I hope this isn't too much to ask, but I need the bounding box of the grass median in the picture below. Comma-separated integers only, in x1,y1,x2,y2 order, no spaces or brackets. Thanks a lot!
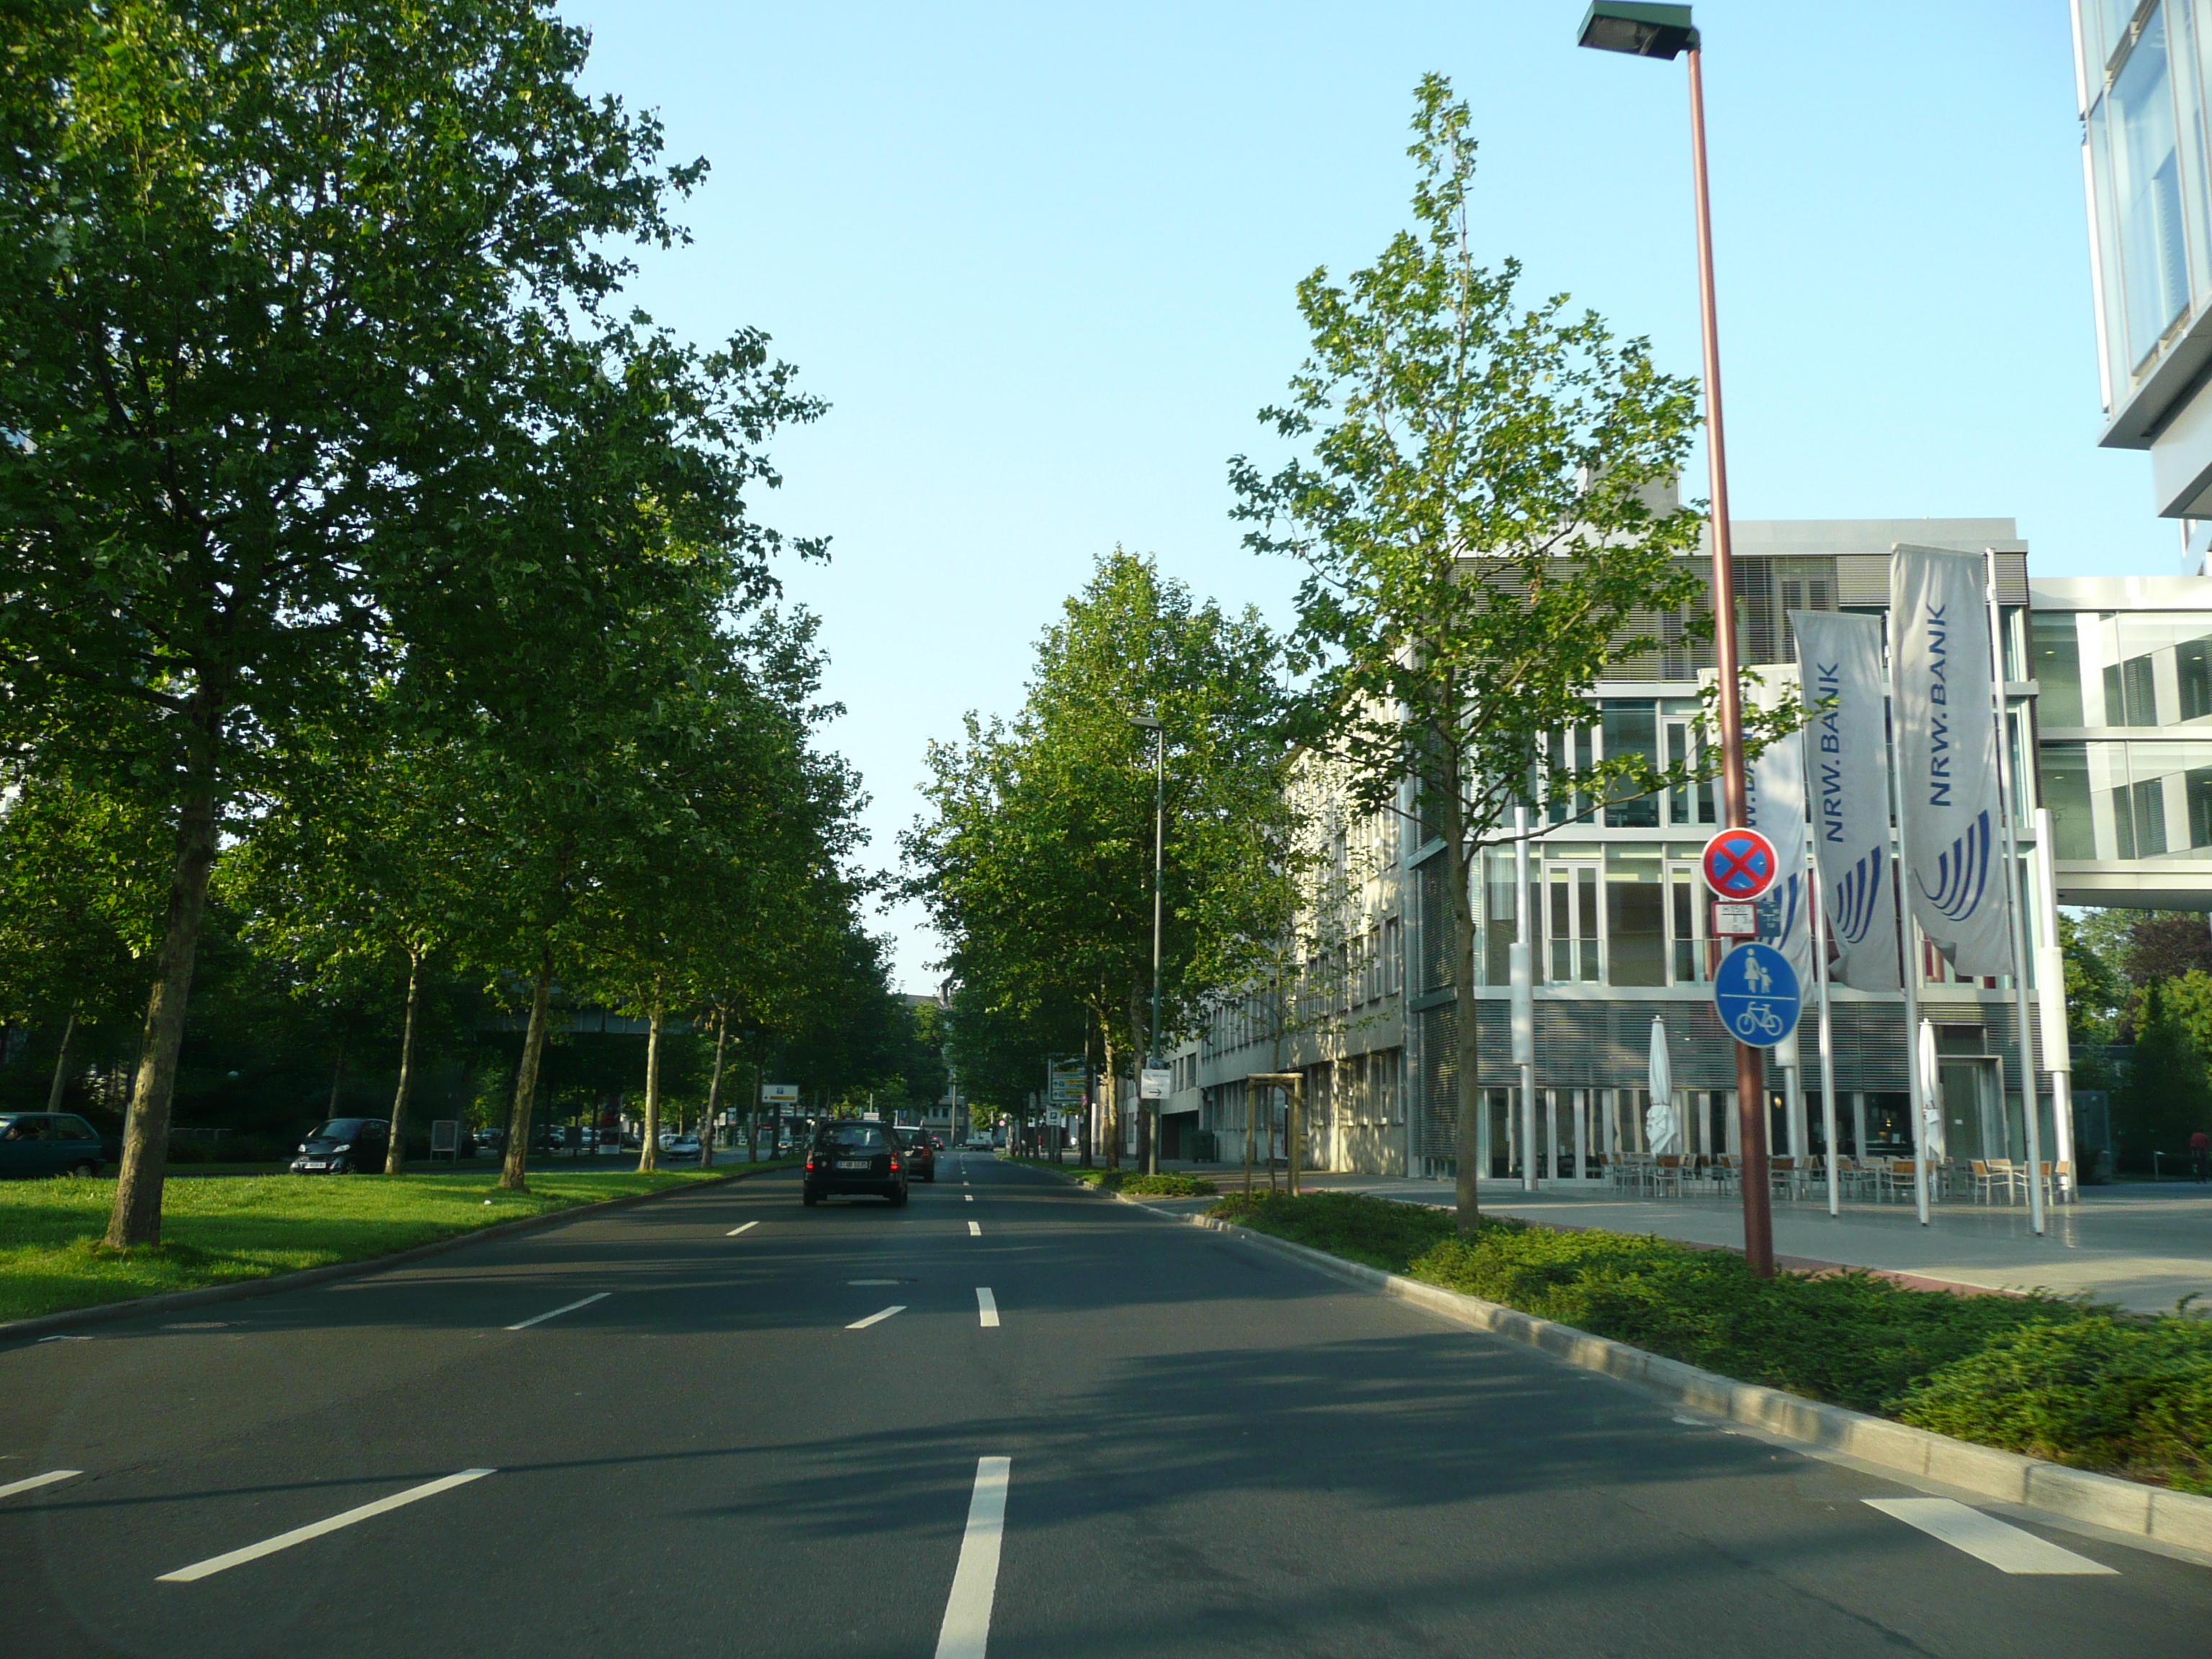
0,1161,796,1325
1210,1189,2212,1496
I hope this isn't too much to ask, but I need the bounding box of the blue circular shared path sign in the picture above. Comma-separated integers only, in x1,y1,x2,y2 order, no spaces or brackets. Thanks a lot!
1712,941,1802,1048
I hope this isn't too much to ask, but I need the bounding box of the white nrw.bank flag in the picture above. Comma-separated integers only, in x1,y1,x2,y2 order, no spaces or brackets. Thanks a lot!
1742,666,1813,988
1890,547,2012,978
1790,610,1901,992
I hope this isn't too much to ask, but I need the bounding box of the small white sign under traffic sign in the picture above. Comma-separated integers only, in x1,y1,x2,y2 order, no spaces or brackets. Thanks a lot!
760,1083,799,1103
1139,1067,1172,1100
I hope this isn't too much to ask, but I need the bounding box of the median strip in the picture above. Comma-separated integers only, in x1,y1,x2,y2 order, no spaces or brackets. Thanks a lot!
504,1292,608,1331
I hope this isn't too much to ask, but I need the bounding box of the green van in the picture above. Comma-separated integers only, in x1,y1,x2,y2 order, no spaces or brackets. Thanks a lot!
0,1112,106,1178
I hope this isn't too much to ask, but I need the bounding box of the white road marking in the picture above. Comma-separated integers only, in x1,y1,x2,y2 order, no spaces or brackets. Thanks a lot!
1863,1498,2117,1575
0,1470,80,1501
850,1279,900,1285
158,1469,496,1582
848,1305,906,1329
964,1194,974,1202
727,1222,759,1236
504,1292,609,1331
36,1334,92,1343
968,1220,981,1237
976,1288,999,1328
935,1457,1011,1659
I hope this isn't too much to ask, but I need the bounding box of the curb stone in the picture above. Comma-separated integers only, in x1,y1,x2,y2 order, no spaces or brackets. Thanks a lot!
0,1162,796,1346
1092,1187,2212,1561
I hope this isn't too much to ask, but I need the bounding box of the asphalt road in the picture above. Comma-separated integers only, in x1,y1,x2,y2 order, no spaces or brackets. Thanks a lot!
4,1151,2210,1658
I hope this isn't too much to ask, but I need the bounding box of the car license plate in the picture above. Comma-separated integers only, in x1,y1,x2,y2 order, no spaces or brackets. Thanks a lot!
835,1159,868,1170
303,1161,328,1169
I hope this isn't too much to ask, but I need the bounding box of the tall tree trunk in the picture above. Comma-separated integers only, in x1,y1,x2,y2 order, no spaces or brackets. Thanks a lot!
749,1058,763,1162
1441,745,1483,1233
701,1009,727,1169
327,1040,346,1118
637,990,664,1172
104,768,221,1249
1131,982,1156,1176
1100,1025,1122,1171
500,943,555,1192
385,949,426,1175
45,1008,77,1112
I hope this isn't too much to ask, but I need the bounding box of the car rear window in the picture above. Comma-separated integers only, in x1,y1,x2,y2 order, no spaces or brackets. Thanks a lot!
817,1125,887,1152
54,1117,98,1141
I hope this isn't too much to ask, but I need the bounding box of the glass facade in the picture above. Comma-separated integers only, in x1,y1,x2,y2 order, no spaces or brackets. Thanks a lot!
2027,609,2212,727
2041,737,2212,859
2081,3,2212,408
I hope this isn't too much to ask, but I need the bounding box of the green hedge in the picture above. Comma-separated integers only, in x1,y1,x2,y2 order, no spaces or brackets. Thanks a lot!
1006,1159,1216,1197
1210,1190,2212,1494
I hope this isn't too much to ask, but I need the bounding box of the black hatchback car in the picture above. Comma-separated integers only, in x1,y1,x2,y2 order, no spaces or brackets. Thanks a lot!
802,1121,908,1207
290,1118,390,1174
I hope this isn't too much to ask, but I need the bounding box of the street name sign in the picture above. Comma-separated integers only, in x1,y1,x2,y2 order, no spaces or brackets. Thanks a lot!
1701,827,1779,902
1712,940,1802,1048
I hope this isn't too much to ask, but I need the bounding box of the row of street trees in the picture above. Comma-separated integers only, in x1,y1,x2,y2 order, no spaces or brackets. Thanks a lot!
0,0,907,1245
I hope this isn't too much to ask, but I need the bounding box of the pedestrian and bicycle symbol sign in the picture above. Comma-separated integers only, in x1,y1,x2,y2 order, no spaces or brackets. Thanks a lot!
1713,940,1802,1048
1701,827,1779,902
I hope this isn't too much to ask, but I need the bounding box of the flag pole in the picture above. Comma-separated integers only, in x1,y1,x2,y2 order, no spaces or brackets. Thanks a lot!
1985,549,2046,1236
1885,637,1934,1228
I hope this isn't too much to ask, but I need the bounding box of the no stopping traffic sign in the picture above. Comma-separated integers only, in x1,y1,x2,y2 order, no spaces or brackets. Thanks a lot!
1701,827,1779,902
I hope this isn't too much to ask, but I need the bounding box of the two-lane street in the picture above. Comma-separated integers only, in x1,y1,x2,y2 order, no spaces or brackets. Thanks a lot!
4,1154,2209,1658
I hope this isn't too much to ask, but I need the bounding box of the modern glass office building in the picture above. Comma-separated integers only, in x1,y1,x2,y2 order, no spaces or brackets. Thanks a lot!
2072,2,2212,531
1168,518,2186,1184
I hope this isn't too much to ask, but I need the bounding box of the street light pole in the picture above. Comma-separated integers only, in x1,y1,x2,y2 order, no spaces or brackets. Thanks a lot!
1578,1,1773,1274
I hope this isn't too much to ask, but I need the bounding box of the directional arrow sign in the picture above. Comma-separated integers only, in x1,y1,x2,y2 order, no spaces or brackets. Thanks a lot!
1701,827,1780,903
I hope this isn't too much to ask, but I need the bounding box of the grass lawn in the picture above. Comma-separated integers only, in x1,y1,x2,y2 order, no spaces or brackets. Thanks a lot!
0,1161,793,1324
1210,1189,2212,1495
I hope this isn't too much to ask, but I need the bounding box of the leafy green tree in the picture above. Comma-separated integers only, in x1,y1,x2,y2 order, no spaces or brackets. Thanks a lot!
908,551,1298,1174
2123,979,2212,1169
1228,76,1784,1230
0,0,817,1243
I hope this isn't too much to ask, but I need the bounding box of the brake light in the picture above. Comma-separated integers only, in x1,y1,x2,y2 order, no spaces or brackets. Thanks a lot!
890,1159,901,1172
805,1159,817,1172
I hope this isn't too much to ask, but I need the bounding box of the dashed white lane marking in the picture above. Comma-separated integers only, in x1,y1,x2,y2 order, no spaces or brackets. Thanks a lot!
968,1220,981,1237
0,1470,80,1501
505,1292,609,1331
1863,1498,2117,1575
158,1469,496,1582
727,1221,759,1236
935,1457,1011,1659
964,1194,974,1202
976,1288,999,1328
848,1305,906,1330
850,1279,900,1285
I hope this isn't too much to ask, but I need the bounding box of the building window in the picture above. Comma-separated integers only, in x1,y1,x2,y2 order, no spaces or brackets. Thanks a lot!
1601,701,1660,828
2106,5,2193,367
2031,611,2085,726
1606,847,1666,987
2043,737,2212,859
1544,853,1601,984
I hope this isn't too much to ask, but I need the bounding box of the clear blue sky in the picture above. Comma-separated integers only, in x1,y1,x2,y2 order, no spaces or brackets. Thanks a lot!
561,1,2141,992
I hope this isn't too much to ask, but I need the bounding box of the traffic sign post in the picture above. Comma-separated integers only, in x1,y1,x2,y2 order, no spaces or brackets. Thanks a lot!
1701,827,1779,902
1713,941,1802,1049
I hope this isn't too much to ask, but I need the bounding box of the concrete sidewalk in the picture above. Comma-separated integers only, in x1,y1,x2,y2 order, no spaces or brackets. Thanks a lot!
1179,1161,2212,1311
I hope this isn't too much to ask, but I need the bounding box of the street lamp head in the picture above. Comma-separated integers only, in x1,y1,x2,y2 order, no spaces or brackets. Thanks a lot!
1576,2,1697,59
1126,714,1162,730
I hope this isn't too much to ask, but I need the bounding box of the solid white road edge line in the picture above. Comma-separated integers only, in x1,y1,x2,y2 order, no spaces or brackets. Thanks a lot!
158,1469,497,1582
0,1469,81,1501
1863,1498,2118,1575
727,1221,760,1236
847,1305,906,1330
935,1457,1011,1659
976,1288,999,1328
504,1292,610,1331
968,1220,981,1236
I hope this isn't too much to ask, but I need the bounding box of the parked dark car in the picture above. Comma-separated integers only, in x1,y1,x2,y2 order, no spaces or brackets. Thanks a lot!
0,1112,106,1178
802,1121,908,1208
290,1118,390,1174
894,1127,935,1183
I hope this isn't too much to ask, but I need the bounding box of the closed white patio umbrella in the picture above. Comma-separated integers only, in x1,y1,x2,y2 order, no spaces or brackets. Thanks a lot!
1646,1017,1680,1156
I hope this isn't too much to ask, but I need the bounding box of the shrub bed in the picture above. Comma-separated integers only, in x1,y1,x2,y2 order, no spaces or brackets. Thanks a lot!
1007,1159,1217,1197
1208,1190,2212,1494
